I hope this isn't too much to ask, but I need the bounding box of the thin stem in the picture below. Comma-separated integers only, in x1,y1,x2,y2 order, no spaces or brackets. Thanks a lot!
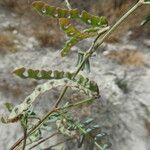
62,98,95,109
55,86,68,107
54,0,72,108
140,0,150,4
143,2,150,4
20,117,28,150
28,132,58,150
65,0,72,10
22,127,27,150
93,1,143,52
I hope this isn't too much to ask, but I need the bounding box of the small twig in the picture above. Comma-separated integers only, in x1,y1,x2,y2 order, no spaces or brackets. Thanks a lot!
139,0,150,4
22,127,27,150
65,0,72,10
55,86,68,107
28,132,58,150
20,116,28,150
143,2,150,5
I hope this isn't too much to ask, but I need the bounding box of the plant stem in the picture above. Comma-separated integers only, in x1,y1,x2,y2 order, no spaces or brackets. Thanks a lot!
10,98,94,150
22,127,27,150
92,1,143,52
28,132,58,150
9,109,56,150
20,116,28,150
65,0,72,10
55,86,68,107
10,1,147,149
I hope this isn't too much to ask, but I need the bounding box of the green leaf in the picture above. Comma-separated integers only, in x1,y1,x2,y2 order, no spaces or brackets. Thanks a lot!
60,26,109,56
78,134,85,148
141,15,150,26
83,118,93,126
32,1,108,27
4,102,14,112
59,18,81,37
32,1,109,57
13,68,62,80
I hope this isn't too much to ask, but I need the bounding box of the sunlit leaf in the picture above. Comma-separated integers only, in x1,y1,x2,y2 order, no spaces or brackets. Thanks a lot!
32,1,108,27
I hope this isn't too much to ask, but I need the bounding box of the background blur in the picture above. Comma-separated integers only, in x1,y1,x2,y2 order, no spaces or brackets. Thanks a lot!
0,0,150,150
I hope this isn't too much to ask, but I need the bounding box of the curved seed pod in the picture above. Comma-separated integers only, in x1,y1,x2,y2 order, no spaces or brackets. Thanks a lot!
8,78,96,122
32,1,108,27
8,69,100,122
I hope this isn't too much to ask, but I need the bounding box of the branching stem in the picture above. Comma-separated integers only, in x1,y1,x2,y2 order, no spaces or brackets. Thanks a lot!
10,98,94,150
10,1,149,149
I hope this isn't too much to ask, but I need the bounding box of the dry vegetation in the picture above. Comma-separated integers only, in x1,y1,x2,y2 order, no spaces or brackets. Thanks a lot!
105,49,145,66
0,32,17,54
103,1,150,41
0,0,64,49
32,20,64,48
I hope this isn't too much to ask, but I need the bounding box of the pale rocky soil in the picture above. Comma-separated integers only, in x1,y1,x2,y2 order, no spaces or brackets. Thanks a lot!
0,4,150,150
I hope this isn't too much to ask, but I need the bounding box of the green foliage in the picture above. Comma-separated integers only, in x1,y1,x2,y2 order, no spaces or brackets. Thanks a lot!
5,68,99,123
59,18,109,56
32,1,108,27
45,111,111,150
32,1,109,57
141,15,150,26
